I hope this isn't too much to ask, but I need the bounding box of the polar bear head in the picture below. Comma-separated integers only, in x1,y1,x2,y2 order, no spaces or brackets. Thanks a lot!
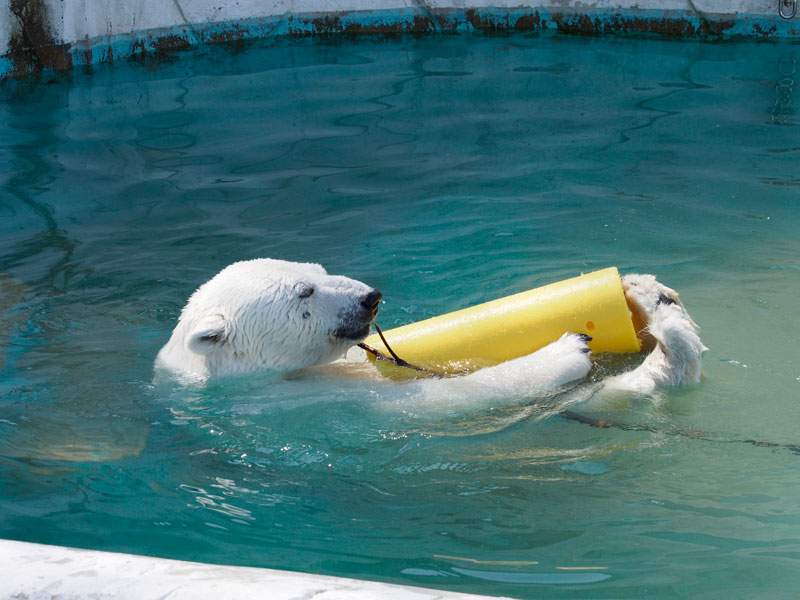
155,259,381,379
621,273,694,352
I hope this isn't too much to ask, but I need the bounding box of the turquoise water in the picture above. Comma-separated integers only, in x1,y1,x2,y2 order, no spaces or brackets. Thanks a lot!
1,32,800,598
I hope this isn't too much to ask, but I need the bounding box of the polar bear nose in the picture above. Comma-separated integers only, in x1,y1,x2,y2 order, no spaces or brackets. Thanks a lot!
361,289,382,318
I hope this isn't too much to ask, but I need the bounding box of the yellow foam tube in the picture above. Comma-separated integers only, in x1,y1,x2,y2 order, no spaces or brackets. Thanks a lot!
365,267,640,375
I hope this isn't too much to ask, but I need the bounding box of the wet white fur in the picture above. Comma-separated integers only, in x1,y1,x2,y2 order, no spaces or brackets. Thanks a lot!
157,260,705,400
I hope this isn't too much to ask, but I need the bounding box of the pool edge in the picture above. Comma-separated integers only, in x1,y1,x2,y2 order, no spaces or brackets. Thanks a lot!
0,538,516,600
2,3,799,80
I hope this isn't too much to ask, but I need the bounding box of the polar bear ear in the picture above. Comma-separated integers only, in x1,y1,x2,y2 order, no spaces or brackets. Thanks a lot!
187,313,230,355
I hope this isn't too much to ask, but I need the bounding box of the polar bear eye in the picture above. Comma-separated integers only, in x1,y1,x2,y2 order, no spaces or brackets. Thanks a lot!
296,283,315,299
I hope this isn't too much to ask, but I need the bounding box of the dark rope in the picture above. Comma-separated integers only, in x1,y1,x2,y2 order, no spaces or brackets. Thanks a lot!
358,322,445,377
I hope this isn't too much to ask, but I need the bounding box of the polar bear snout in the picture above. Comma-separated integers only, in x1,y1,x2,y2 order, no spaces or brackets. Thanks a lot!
332,288,381,342
361,289,382,319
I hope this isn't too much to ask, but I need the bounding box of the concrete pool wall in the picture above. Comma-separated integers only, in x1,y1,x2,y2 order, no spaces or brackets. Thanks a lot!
0,0,797,79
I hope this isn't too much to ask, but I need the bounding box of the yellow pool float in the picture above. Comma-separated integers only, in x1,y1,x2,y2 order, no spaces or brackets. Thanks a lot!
363,267,639,375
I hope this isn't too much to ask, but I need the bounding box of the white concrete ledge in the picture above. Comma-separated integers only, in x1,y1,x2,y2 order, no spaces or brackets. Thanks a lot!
0,539,514,600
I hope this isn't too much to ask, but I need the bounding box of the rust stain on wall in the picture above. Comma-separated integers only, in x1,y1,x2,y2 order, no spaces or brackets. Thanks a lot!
753,23,779,37
150,33,193,53
205,24,248,44
7,0,72,77
295,13,438,36
549,12,736,38
513,13,546,31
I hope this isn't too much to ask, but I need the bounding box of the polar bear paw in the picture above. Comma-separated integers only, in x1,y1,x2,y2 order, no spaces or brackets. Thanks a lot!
543,333,592,382
444,332,593,399
536,332,593,385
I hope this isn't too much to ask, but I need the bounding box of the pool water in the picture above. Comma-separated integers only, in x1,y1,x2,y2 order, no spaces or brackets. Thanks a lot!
2,32,800,598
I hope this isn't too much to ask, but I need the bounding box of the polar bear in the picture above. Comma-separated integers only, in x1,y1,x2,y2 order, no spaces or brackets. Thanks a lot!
156,259,705,399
